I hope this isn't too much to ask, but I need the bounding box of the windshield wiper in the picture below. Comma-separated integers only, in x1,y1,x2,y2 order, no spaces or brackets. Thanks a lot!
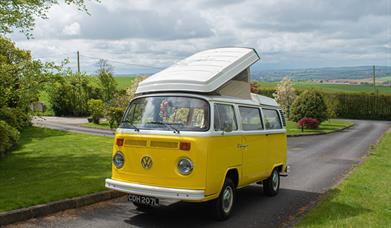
147,121,180,134
120,120,140,132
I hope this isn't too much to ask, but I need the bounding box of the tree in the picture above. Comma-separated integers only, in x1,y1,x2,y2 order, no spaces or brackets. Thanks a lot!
273,77,296,119
0,0,97,38
290,90,328,123
0,36,56,110
96,59,117,103
49,70,102,116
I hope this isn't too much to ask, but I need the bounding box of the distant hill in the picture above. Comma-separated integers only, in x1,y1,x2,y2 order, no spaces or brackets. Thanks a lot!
252,66,391,81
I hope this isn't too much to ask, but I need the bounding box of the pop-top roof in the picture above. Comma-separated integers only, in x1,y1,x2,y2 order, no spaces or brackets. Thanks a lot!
136,47,260,94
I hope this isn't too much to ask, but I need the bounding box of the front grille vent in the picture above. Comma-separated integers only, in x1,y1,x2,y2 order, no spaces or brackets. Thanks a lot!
150,141,178,149
125,140,147,147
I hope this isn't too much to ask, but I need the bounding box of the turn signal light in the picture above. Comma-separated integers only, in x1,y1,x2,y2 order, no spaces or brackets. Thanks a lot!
180,142,191,151
116,138,124,146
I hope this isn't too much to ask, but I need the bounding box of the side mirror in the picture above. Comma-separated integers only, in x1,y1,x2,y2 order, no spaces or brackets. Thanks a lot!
223,121,233,132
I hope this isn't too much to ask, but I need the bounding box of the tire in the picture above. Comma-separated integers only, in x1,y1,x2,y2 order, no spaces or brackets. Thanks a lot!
133,202,153,211
263,168,280,196
211,178,236,221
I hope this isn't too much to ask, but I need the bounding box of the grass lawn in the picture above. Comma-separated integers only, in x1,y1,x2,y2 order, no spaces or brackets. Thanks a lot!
81,121,112,130
287,119,353,136
81,119,353,136
298,128,391,227
0,127,113,212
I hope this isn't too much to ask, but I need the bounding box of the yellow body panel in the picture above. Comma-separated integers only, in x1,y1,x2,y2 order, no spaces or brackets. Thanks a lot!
111,132,286,201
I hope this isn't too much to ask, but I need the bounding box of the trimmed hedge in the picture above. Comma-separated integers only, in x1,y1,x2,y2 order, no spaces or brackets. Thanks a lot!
258,88,391,121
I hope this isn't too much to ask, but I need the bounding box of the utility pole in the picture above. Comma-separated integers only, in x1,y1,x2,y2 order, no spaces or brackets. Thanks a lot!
77,51,80,74
372,65,376,91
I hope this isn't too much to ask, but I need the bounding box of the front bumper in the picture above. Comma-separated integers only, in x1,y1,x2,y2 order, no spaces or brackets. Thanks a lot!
105,179,205,201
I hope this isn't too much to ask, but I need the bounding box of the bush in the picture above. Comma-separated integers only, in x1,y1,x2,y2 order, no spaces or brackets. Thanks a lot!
106,107,125,129
0,120,20,157
290,90,328,122
0,107,31,130
297,117,320,129
50,73,103,116
87,99,104,124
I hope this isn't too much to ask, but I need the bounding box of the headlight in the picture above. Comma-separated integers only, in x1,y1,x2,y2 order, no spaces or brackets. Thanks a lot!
177,157,193,175
113,152,124,169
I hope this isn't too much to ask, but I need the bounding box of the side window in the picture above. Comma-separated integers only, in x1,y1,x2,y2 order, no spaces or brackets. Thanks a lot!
239,107,263,131
214,104,238,131
263,109,282,130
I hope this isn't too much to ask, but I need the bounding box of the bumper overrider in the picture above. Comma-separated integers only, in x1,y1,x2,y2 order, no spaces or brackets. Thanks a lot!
105,179,205,200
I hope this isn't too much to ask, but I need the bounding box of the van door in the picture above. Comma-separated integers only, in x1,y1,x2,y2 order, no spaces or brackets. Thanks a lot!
207,103,242,193
239,106,270,183
262,108,286,174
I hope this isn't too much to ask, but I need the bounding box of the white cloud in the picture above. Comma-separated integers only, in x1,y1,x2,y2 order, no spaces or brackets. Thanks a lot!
10,0,391,73
62,22,81,36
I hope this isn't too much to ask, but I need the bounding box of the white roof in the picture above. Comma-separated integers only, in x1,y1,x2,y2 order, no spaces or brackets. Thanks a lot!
136,47,259,94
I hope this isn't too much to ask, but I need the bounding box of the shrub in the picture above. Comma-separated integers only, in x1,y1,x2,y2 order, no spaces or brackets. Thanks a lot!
290,90,328,122
50,73,102,116
0,120,20,157
297,117,320,129
106,107,125,129
87,99,104,124
0,107,31,130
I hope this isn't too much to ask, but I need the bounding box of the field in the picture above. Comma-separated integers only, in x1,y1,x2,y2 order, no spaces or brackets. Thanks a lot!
298,128,391,227
114,76,137,89
257,81,391,94
0,128,112,212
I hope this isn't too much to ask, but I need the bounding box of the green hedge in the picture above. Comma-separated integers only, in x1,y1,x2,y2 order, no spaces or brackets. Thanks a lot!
0,120,20,158
258,89,391,121
333,93,391,120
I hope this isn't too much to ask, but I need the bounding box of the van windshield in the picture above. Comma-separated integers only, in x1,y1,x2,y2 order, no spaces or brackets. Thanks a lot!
121,96,210,132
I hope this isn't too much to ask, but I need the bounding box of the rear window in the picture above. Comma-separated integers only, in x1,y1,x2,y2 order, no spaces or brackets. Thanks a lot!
239,107,263,131
263,109,282,130
214,104,238,131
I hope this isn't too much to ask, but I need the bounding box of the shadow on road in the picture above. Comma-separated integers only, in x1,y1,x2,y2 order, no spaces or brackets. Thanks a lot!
124,185,322,228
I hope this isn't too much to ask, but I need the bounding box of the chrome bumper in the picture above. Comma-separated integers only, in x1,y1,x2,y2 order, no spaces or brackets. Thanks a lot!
105,179,205,200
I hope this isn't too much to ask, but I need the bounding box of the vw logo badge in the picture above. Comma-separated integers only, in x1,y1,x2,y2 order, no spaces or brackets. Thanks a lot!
141,156,153,170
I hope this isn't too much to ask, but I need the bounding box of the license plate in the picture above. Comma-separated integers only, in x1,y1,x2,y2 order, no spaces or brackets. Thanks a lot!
128,194,159,207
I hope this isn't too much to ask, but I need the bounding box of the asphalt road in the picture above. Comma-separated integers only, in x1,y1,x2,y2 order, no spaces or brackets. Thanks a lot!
10,120,390,228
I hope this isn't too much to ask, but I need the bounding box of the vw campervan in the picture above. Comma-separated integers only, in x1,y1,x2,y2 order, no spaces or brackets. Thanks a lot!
105,48,287,220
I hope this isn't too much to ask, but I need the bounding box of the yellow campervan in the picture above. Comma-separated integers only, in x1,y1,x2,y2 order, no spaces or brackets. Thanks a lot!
105,48,287,220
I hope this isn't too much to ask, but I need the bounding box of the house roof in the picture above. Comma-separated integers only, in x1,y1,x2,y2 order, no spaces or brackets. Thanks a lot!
136,47,260,94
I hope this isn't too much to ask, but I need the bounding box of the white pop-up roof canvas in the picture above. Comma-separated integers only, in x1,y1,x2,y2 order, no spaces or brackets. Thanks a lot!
136,47,260,97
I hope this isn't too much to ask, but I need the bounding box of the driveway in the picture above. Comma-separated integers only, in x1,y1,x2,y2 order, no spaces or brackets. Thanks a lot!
13,119,390,228
32,116,115,137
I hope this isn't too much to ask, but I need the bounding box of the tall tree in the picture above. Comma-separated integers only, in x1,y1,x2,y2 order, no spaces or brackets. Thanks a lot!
273,77,297,119
96,59,117,103
0,0,97,38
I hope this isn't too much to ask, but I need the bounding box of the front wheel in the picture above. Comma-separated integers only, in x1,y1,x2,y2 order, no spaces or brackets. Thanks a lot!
263,168,280,196
211,178,236,221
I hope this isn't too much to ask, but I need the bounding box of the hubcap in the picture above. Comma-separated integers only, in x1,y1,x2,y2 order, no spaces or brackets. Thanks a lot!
272,170,279,191
222,186,233,213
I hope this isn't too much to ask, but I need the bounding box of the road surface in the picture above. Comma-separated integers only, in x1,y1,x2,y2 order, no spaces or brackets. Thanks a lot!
10,119,390,228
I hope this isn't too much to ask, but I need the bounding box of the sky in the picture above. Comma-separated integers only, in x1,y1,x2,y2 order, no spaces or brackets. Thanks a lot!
10,0,391,74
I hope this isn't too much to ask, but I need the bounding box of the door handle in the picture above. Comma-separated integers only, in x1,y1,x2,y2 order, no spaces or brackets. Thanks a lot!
237,144,248,148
